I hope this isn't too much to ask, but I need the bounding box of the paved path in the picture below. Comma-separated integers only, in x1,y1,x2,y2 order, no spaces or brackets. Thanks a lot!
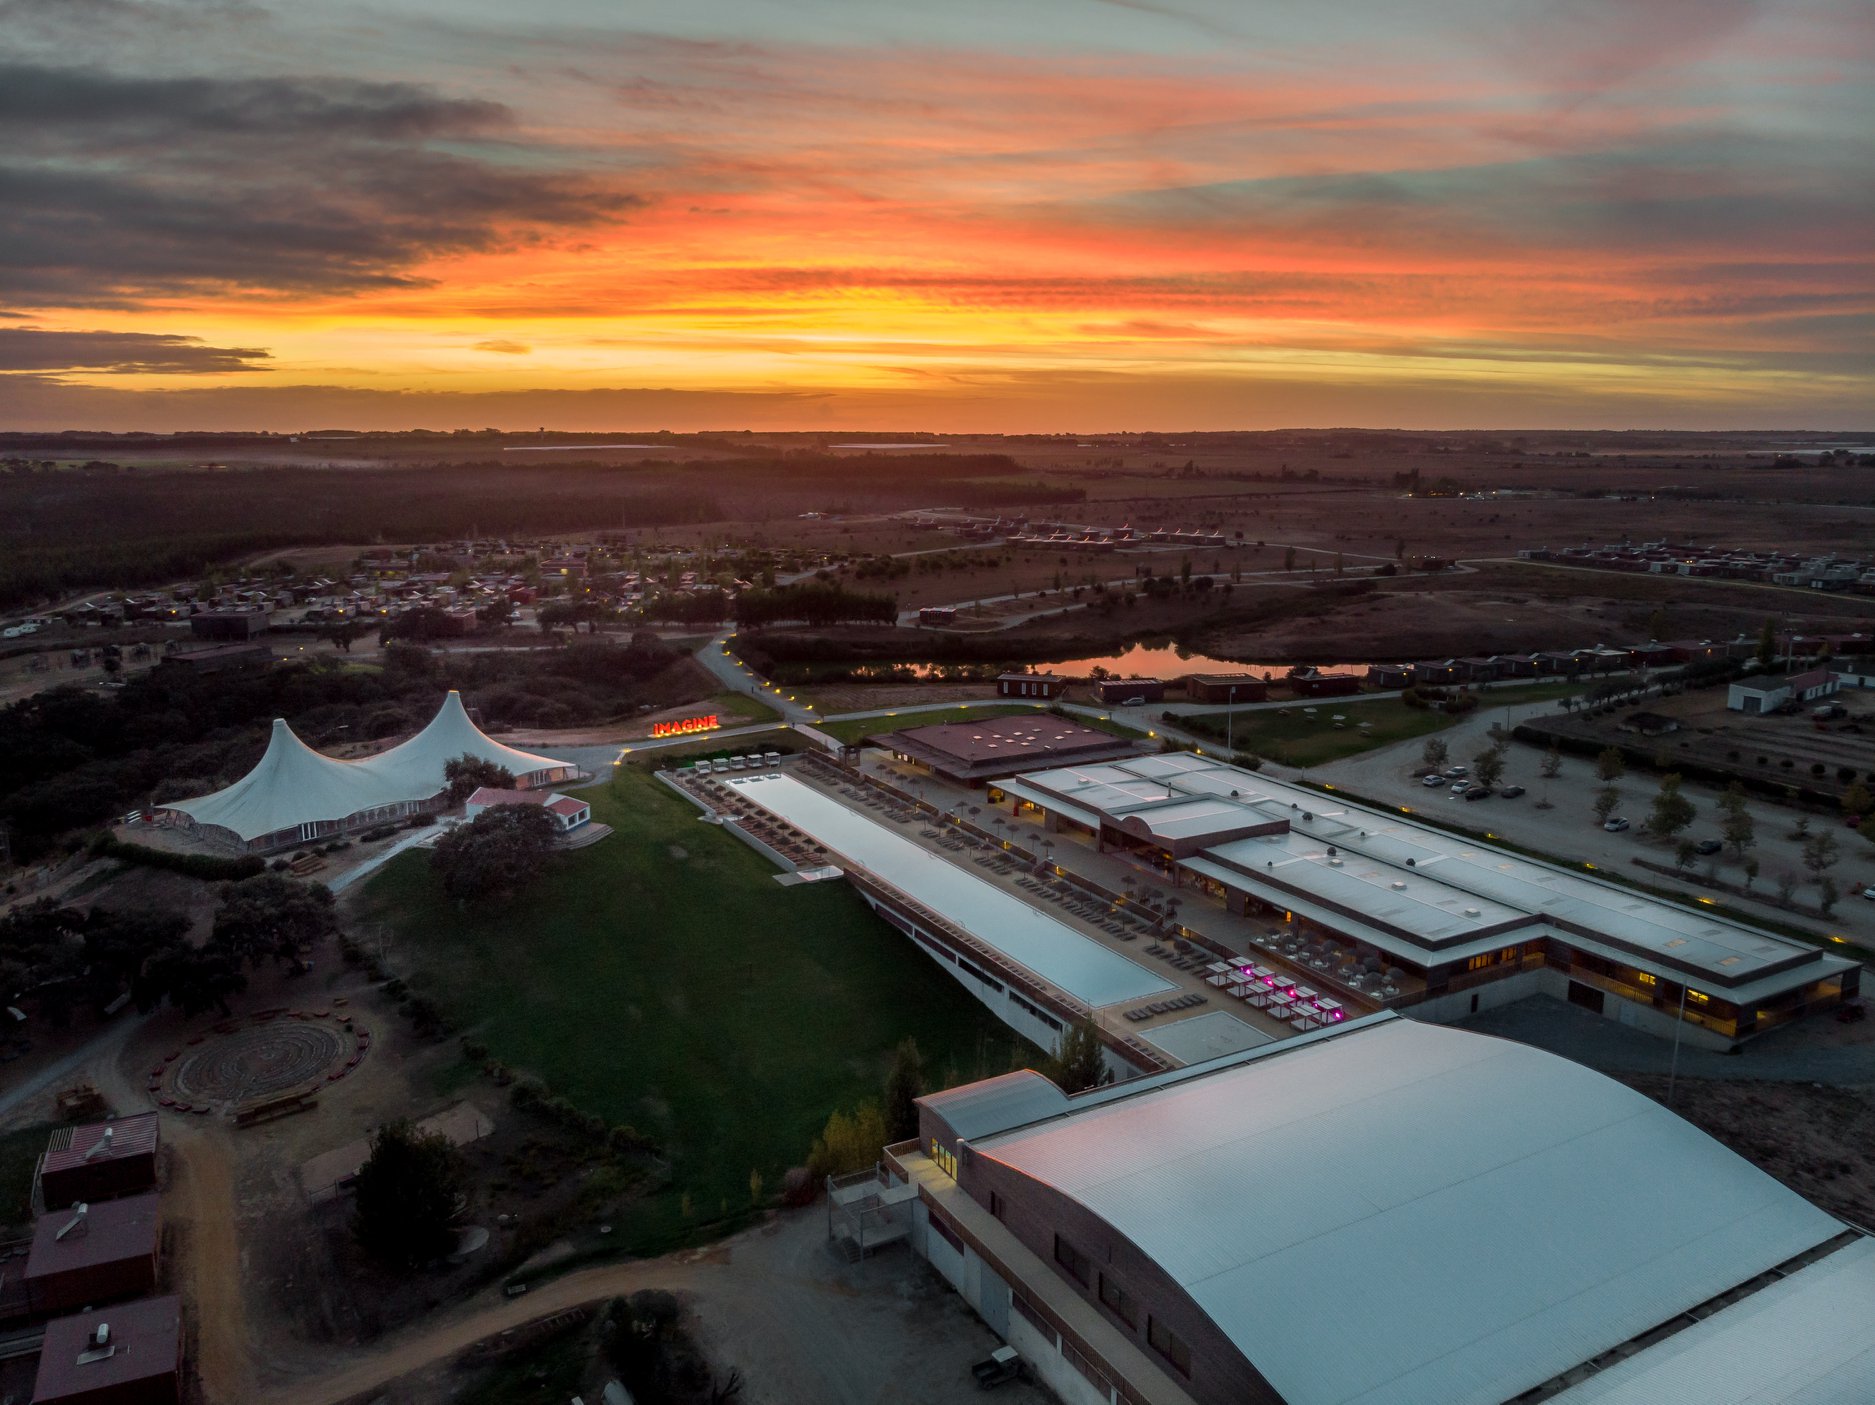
0,1011,149,1122
1452,995,1875,1086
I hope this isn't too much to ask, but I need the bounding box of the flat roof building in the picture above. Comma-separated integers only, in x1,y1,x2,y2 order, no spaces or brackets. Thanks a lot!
38,1115,159,1212
32,1294,181,1405
24,1193,160,1316
881,714,1145,785
997,752,1857,1047
894,1015,1875,1405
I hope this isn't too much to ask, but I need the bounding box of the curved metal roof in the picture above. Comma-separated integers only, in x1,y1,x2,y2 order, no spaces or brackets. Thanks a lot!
974,1017,1844,1405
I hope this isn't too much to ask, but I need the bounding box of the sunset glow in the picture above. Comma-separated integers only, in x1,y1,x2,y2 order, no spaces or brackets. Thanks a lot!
4,0,1870,429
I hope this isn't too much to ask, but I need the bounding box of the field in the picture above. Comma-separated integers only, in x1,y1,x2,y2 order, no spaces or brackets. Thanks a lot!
352,767,1036,1252
813,702,1049,744
1185,683,1585,767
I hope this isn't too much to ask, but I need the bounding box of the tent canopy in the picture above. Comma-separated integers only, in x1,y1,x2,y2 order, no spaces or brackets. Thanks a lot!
163,692,576,842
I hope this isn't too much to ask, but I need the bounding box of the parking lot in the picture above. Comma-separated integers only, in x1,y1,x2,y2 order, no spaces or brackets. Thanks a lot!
1314,697,1875,948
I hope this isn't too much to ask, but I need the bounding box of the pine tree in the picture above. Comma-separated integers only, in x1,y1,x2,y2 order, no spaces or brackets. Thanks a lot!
882,1037,926,1142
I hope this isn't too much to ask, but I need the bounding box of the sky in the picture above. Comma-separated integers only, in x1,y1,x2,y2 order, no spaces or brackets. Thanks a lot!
1,0,1870,432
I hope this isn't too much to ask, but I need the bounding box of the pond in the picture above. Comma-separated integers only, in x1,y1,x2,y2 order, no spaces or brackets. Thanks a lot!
899,643,1375,681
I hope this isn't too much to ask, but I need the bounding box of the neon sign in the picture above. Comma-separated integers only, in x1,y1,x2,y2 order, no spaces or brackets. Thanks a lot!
652,714,720,738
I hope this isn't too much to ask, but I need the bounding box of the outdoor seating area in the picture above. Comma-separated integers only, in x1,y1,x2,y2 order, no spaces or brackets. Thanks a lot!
676,771,835,869
1247,929,1406,999
1120,992,1209,1023
1012,873,1145,942
1207,953,1351,1030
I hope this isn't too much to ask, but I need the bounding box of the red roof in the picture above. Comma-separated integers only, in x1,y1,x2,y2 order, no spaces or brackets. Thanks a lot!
41,1113,159,1178
32,1294,181,1402
26,1192,160,1281
546,797,587,818
465,787,544,808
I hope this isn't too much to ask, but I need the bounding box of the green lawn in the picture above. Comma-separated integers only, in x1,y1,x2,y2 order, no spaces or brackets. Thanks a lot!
815,703,1047,744
354,767,1034,1251
710,690,782,724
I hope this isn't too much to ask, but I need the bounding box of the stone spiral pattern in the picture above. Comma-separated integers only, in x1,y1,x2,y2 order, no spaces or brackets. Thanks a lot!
170,1019,351,1106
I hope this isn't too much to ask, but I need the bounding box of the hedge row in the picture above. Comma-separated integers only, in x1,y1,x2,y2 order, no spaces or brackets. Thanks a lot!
89,833,266,881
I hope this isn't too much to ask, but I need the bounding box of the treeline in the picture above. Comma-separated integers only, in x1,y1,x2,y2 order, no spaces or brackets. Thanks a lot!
732,583,897,627
0,637,682,862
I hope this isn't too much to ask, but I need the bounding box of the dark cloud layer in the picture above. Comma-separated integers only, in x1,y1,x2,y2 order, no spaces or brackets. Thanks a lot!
0,326,269,373
0,62,638,306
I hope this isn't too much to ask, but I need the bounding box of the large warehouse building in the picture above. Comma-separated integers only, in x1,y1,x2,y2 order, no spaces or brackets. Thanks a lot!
881,714,1146,786
151,691,581,852
892,1014,1875,1405
993,752,1856,1047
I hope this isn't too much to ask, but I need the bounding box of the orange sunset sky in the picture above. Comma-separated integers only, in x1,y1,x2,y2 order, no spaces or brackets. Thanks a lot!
1,0,1870,431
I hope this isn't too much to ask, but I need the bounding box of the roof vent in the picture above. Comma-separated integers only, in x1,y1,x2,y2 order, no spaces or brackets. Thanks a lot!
1463,906,1481,917
55,1204,89,1242
1391,880,1407,891
81,1126,113,1162
1326,845,1338,857
92,1323,110,1348
1406,858,1417,867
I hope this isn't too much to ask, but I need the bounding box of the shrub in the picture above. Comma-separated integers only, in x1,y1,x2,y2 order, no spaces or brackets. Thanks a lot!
89,834,267,882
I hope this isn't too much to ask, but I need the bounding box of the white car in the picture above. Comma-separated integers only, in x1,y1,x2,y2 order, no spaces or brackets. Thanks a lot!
1604,817,1631,832
1862,885,1875,901
1421,774,1444,787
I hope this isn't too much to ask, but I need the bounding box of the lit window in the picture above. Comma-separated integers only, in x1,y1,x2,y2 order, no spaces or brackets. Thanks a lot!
1635,972,1657,987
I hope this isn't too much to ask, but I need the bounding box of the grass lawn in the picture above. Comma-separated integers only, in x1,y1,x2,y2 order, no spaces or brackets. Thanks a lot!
814,702,1048,745
354,767,1035,1252
710,690,782,725
1183,681,1586,768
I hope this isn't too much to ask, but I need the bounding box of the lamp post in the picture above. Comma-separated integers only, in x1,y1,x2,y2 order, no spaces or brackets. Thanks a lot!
1666,981,1689,1107
1227,684,1239,754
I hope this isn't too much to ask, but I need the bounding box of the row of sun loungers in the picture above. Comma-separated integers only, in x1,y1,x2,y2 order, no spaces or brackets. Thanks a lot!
1121,992,1209,1022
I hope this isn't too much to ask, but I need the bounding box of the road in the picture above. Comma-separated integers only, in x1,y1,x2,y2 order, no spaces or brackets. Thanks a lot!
1313,699,1875,945
251,1210,1048,1405
697,627,820,724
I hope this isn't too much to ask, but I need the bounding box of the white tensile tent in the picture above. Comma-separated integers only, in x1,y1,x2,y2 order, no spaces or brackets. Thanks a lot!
157,691,579,849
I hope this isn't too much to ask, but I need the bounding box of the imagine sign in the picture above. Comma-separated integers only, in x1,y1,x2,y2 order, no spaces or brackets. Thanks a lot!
652,713,721,738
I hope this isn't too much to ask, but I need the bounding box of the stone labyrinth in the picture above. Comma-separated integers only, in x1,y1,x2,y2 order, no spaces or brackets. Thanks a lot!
155,1011,369,1113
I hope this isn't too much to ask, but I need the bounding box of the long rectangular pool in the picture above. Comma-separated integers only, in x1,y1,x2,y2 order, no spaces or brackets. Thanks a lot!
729,774,1175,1008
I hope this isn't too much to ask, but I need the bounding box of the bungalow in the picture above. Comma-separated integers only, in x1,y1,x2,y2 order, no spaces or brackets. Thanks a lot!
995,672,1067,700
1183,674,1267,704
1366,663,1413,690
464,787,592,832
1727,669,1840,715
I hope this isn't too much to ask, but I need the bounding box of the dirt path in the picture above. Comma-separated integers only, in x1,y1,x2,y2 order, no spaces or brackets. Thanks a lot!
253,1257,706,1405
168,1127,262,1402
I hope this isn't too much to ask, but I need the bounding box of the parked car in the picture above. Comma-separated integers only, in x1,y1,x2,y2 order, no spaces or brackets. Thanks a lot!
1498,785,1525,799
1604,817,1631,832
1694,839,1722,856
1862,885,1875,901
1422,774,1445,788
1444,766,1468,778
1464,786,1493,801
1449,780,1472,794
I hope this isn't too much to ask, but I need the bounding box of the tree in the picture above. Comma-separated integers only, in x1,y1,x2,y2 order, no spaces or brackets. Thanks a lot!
1283,547,1297,572
352,1121,467,1267
475,598,514,631
807,1102,888,1178
1644,774,1696,839
1539,746,1562,779
1472,738,1508,791
1801,832,1840,884
1756,617,1778,668
882,1036,926,1143
1819,877,1840,915
1775,870,1798,904
1041,1018,1111,1094
1593,785,1621,826
212,874,337,969
1673,838,1698,873
1718,783,1755,859
442,754,516,806
1596,747,1626,784
1742,856,1760,892
137,941,246,1017
324,619,368,653
1646,606,1668,641
1841,781,1872,819
431,802,561,903
1421,737,1449,772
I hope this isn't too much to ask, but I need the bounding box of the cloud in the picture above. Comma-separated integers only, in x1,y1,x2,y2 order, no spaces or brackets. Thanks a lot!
0,326,269,374
0,62,640,306
472,340,533,355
